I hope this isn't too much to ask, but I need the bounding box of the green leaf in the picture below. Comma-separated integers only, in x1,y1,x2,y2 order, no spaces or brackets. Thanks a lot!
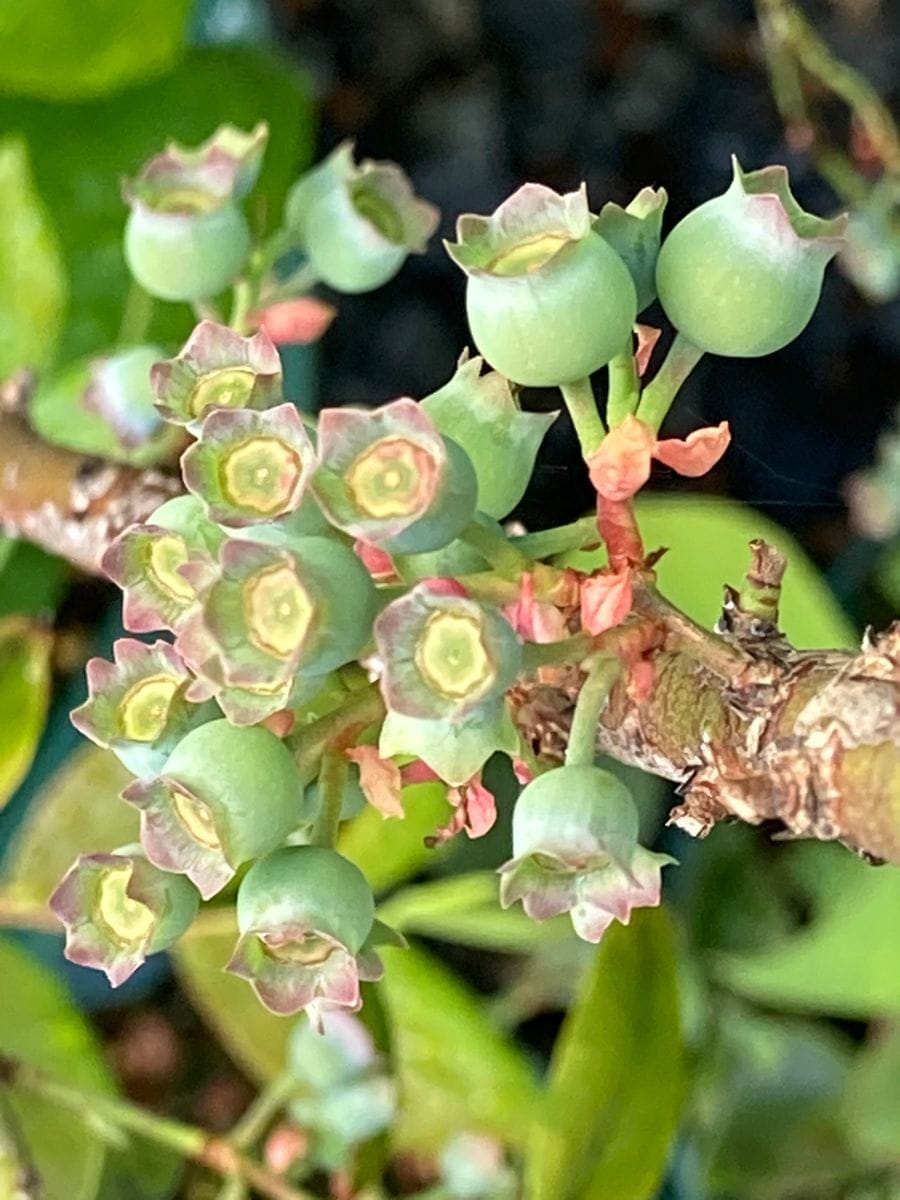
379,943,539,1152
0,45,314,363
841,1024,900,1167
715,854,900,1018
173,918,292,1084
338,780,453,894
0,137,67,376
96,1135,182,1200
0,0,192,100
0,542,69,619
0,618,52,810
378,872,569,953
875,536,900,611
560,495,855,648
701,1008,855,1196
0,936,115,1200
525,906,684,1200
0,746,136,904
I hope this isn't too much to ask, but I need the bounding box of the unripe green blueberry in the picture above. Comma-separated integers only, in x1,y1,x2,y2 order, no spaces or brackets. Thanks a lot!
286,142,438,295
446,183,637,387
237,845,375,955
655,157,846,357
123,719,301,898
50,847,200,986
125,203,251,303
511,764,638,861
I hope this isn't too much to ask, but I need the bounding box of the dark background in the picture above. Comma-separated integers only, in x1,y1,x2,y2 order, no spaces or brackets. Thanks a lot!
269,0,900,624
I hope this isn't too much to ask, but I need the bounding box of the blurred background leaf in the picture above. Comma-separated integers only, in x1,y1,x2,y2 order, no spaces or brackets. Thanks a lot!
0,746,135,906
0,45,314,366
525,906,683,1200
0,937,115,1200
380,943,539,1153
0,0,192,101
714,858,900,1018
0,618,53,811
0,137,67,376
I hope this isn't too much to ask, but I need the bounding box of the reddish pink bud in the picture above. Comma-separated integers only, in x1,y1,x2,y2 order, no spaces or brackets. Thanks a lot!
399,759,440,786
458,774,497,838
254,298,336,345
580,570,633,635
653,421,731,477
503,572,569,643
586,416,655,501
353,538,399,582
265,1124,308,1174
345,746,404,818
417,576,469,598
633,324,662,378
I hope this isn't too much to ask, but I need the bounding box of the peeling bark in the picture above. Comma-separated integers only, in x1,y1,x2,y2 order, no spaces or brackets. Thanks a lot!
0,390,895,865
511,542,900,865
0,405,179,573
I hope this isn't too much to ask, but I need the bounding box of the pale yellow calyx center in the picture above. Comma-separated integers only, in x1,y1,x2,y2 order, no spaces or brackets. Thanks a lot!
148,534,195,603
243,563,314,659
151,188,221,216
222,437,303,514
171,787,222,849
415,610,495,699
351,183,404,243
119,674,180,742
488,232,571,276
98,865,157,944
346,437,436,519
190,366,257,417
264,932,336,966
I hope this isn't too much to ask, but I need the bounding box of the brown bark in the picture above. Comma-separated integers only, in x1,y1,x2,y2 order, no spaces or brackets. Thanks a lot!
0,396,895,865
0,405,178,574
511,543,900,865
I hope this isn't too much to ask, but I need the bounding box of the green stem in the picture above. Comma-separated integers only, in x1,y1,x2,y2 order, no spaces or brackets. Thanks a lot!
522,633,593,673
214,1181,247,1200
191,299,223,324
231,1072,299,1151
310,747,348,849
0,1058,312,1200
458,520,532,577
290,685,385,783
635,332,704,433
229,278,255,335
117,281,154,347
606,347,640,427
510,515,601,560
565,655,621,768
559,377,605,457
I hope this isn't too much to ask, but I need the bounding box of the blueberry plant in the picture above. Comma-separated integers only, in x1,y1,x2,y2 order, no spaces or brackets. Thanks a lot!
2,118,899,1199
33,126,897,1008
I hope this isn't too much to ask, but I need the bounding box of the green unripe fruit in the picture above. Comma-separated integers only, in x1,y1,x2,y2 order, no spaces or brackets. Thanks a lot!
655,158,846,357
446,183,637,387
304,185,407,293
512,764,639,861
156,720,300,871
125,203,251,303
286,142,438,296
465,232,637,387
237,845,375,955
